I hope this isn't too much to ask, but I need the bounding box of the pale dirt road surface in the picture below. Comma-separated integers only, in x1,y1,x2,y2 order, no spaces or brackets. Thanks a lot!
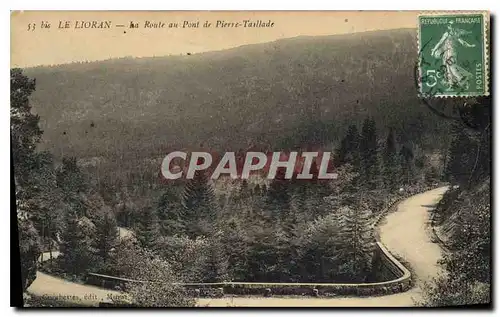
198,293,416,307
378,187,449,291
27,271,125,306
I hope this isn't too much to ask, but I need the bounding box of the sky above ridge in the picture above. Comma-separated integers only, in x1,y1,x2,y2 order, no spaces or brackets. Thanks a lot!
11,11,419,67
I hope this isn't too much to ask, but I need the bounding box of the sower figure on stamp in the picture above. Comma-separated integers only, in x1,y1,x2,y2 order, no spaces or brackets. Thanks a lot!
430,21,476,91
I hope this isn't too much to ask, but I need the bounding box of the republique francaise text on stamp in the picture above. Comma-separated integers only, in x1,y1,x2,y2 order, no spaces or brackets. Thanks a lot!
418,12,489,97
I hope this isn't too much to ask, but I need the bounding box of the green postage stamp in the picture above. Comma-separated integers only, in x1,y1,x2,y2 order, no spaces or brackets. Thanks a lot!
418,12,489,97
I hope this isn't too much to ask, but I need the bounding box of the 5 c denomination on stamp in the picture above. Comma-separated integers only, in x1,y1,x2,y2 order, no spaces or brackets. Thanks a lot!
418,12,489,97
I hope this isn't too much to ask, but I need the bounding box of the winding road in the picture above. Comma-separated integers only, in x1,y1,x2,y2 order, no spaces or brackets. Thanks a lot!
26,186,449,307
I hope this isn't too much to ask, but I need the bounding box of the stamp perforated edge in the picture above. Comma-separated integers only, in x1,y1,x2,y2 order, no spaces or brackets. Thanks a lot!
416,11,490,98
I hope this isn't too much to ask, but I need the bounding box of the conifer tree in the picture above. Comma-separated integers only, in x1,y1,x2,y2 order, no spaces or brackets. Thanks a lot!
335,206,374,282
425,166,440,186
181,170,218,238
290,184,307,221
290,160,330,222
157,186,184,236
445,122,476,186
11,69,45,290
56,157,88,217
399,144,415,185
473,125,491,186
136,206,161,251
60,211,95,275
360,118,379,189
56,156,92,273
203,232,230,283
253,184,261,196
239,179,250,199
57,157,87,194
18,218,41,291
29,152,63,262
335,124,360,168
382,128,398,190
265,169,292,222
273,225,299,282
11,69,43,196
296,213,340,282
261,184,268,194
94,210,119,266
227,179,253,218
246,225,280,282
326,163,359,209
219,217,249,281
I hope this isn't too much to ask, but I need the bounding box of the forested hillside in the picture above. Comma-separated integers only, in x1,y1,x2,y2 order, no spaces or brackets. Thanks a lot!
419,108,491,306
26,28,445,161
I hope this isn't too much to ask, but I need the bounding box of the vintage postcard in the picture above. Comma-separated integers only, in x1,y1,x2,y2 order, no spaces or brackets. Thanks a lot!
11,11,491,308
